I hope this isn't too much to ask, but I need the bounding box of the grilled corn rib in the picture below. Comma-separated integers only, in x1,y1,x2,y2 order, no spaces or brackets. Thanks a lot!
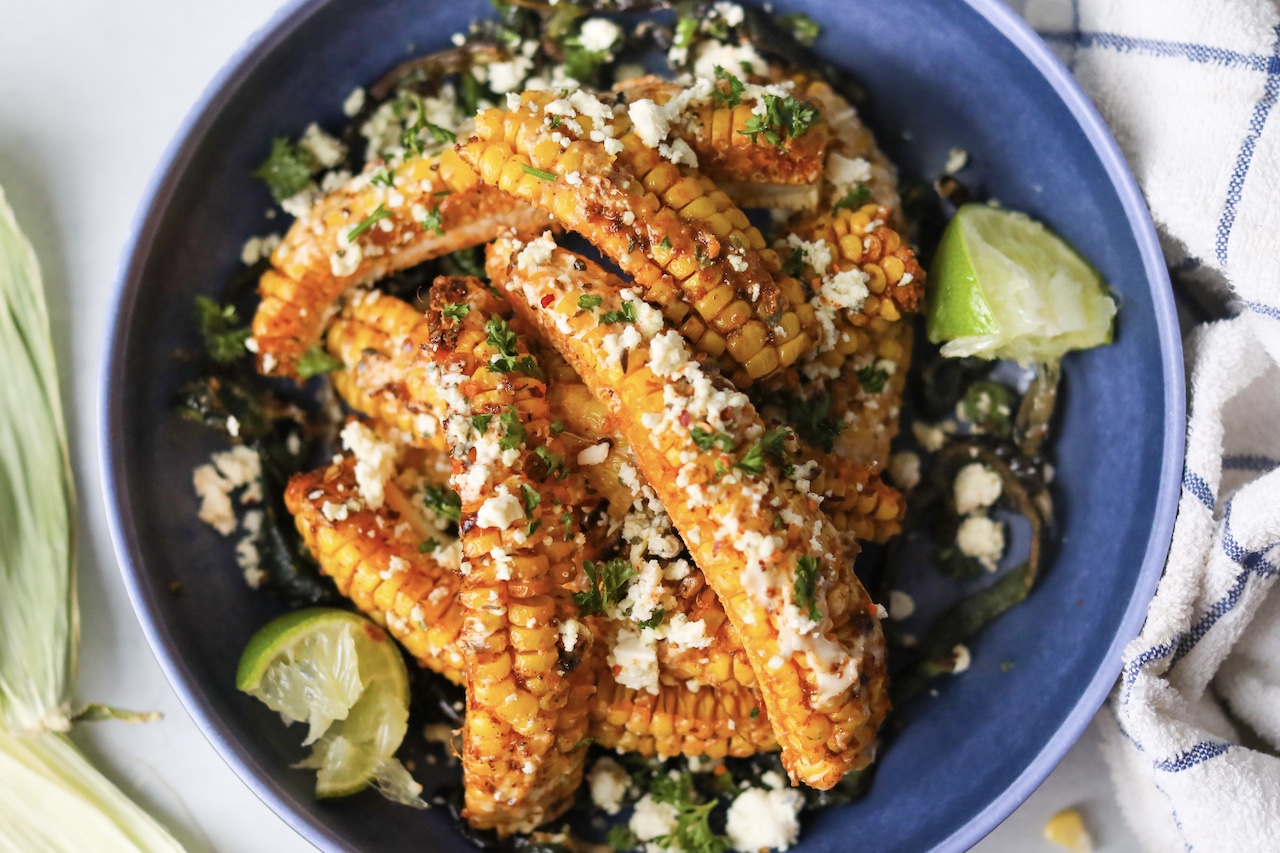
412,276,594,834
613,75,829,191
528,240,904,545
488,238,888,789
285,455,467,684
590,665,777,759
457,89,817,385
785,203,925,332
326,289,450,450
252,149,550,378
825,320,913,469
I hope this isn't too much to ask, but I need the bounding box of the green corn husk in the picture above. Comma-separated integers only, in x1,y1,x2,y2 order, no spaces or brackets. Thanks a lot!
0,183,76,735
0,184,186,850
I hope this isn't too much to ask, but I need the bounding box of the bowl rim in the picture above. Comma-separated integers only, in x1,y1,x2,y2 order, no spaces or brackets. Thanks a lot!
99,1,1184,850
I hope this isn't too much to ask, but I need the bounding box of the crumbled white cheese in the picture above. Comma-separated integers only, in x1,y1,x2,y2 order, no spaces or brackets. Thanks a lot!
236,510,265,588
658,138,698,168
516,231,557,270
578,18,621,53
945,147,969,174
727,253,748,272
628,99,670,149
956,515,1005,571
912,421,947,452
476,485,524,530
298,122,347,169
622,291,665,338
656,613,712,649
647,330,691,378
714,1,745,26
609,627,659,694
320,500,350,522
888,451,921,491
329,243,362,277
491,547,514,580
825,152,873,191
240,233,281,266
601,325,643,369
822,268,871,312
486,56,534,93
341,421,398,509
630,793,680,843
193,446,262,535
588,757,630,815
725,771,803,852
693,40,765,79
951,643,972,673
887,590,915,621
558,617,583,653
782,233,832,277
953,463,1003,515
565,170,583,186
577,442,610,466
342,87,366,118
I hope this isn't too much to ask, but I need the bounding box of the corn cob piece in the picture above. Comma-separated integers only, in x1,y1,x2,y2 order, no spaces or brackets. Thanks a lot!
488,238,889,789
285,456,467,684
411,276,595,834
590,664,777,760
827,320,914,469
785,203,925,331
326,289,449,450
457,90,817,385
252,148,550,379
613,75,830,190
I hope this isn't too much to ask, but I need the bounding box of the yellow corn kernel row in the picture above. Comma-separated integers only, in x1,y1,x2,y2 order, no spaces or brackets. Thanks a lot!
613,75,830,186
590,664,778,760
457,89,814,385
284,456,466,684
829,320,914,469
487,238,889,790
326,290,449,450
252,148,550,378
789,203,925,327
804,452,905,544
413,276,594,835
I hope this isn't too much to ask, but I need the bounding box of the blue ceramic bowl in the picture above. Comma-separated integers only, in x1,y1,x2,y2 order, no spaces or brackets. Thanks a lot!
102,0,1183,850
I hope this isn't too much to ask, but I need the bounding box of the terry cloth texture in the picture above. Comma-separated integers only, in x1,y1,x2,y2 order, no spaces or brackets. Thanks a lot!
1022,1,1280,849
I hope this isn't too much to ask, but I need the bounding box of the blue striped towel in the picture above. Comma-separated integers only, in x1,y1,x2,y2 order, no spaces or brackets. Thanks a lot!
1022,1,1280,849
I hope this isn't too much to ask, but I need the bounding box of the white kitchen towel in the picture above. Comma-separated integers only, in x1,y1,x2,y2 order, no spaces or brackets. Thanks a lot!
1019,1,1280,850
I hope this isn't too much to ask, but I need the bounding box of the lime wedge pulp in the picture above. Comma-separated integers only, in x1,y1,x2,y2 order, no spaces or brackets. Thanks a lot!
237,608,422,803
926,203,1117,364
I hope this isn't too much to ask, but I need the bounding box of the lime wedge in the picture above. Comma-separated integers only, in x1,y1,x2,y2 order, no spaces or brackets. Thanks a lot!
237,608,423,804
926,204,1116,364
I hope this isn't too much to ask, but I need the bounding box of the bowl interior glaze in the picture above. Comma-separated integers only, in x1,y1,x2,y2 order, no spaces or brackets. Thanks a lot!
103,1,1182,850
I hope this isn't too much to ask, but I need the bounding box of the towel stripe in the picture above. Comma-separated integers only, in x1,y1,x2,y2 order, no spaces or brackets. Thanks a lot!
1214,25,1280,265
1182,468,1215,510
1151,741,1233,772
1245,300,1280,321
1039,30,1278,71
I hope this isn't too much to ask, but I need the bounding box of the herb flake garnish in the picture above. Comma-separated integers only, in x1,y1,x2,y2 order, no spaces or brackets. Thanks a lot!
779,12,821,45
855,364,890,394
498,405,526,451
574,558,636,616
577,294,603,311
296,345,342,379
712,66,745,108
735,427,791,476
833,185,873,213
794,555,822,620
423,485,462,524
519,483,541,517
485,316,543,378
194,297,251,364
442,302,471,322
420,203,445,235
521,163,557,181
638,607,666,630
691,427,735,453
347,204,391,242
599,301,637,325
738,93,821,149
254,137,316,202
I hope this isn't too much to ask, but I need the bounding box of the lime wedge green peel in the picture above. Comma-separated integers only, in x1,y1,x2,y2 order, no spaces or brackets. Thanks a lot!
926,204,1117,364
237,608,425,806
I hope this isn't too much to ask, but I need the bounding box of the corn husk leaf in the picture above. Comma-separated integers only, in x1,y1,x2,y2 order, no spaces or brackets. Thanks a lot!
0,184,186,850
0,730,185,852
0,183,77,735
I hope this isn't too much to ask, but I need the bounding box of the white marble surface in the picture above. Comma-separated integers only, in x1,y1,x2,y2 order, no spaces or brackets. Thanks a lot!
0,1,1140,850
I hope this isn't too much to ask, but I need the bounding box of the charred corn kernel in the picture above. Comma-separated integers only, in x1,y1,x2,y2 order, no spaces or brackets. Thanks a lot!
590,665,777,759
325,290,448,450
488,238,889,789
457,89,815,386
409,276,593,836
284,457,466,684
250,151,550,379
613,76,831,187
804,452,906,545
